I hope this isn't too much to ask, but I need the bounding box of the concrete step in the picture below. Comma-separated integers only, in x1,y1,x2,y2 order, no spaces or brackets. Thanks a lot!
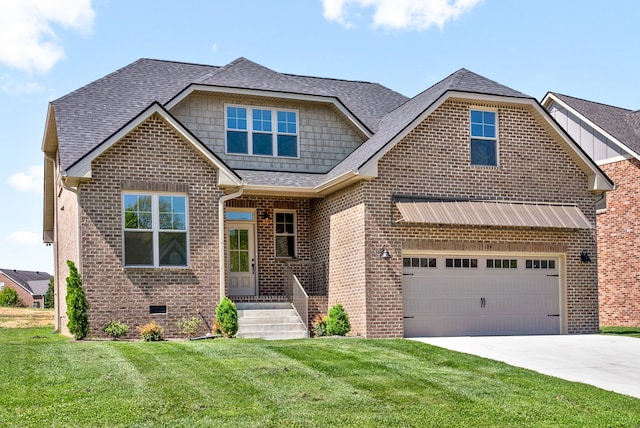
235,302,308,340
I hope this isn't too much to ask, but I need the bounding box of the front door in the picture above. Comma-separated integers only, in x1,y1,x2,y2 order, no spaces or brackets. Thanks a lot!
227,225,256,296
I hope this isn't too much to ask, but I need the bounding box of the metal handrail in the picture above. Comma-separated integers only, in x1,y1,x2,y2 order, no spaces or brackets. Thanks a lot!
290,274,309,331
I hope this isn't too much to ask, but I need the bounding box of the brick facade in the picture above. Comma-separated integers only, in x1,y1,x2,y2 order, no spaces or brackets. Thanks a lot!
77,113,222,338
597,158,640,326
311,100,599,337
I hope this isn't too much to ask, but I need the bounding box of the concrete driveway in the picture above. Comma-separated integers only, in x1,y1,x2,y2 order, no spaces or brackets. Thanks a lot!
411,335,640,399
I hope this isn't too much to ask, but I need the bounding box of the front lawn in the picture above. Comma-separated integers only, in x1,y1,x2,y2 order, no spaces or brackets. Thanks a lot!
1,327,638,427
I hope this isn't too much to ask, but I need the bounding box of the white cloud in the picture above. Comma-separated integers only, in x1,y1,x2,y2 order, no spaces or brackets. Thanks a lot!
8,165,43,193
0,74,43,95
322,0,483,30
5,230,41,246
0,0,95,74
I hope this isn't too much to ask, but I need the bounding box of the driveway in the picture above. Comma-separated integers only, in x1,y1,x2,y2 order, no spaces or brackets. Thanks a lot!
411,335,640,399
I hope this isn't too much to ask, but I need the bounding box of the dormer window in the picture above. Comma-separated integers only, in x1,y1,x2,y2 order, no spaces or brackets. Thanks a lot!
226,105,298,158
470,109,498,166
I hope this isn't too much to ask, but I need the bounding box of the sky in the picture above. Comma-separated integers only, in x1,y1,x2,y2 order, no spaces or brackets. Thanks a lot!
0,0,638,275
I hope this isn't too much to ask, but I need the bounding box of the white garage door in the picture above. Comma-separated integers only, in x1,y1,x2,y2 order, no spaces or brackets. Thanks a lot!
403,254,561,337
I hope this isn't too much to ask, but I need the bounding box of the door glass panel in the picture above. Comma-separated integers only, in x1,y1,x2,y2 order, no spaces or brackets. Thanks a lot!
229,228,250,273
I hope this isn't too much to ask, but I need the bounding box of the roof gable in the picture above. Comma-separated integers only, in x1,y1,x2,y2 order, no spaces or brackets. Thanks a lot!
66,102,241,187
0,269,52,295
543,92,640,158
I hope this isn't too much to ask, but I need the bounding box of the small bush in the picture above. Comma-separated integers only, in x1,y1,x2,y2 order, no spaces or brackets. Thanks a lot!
325,303,351,336
0,287,23,307
312,313,328,337
65,260,89,340
138,321,164,341
214,297,238,338
103,320,129,340
177,316,202,338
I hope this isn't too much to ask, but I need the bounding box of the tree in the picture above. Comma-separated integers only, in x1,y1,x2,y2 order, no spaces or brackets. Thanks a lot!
214,297,238,338
44,277,54,309
325,303,351,336
0,287,22,307
65,260,89,339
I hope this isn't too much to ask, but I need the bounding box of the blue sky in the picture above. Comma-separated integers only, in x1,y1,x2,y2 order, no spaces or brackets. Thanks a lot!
0,0,638,274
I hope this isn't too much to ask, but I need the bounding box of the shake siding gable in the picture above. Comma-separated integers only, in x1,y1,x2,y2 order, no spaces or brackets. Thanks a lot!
79,113,222,338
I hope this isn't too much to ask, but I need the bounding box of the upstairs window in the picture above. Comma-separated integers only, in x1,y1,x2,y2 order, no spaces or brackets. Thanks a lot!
470,109,497,166
123,193,188,267
226,105,298,158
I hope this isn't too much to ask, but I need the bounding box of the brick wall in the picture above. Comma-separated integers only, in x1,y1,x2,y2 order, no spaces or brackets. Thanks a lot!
77,113,223,338
226,197,311,296
598,158,640,326
312,99,599,337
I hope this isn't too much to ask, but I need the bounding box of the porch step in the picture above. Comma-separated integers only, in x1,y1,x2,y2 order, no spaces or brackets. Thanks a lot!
235,302,308,340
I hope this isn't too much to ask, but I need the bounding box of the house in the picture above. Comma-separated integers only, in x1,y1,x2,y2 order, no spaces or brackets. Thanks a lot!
41,57,612,338
0,269,52,308
542,93,640,327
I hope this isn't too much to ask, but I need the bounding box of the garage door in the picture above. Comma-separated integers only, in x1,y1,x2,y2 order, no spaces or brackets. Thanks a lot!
403,254,560,337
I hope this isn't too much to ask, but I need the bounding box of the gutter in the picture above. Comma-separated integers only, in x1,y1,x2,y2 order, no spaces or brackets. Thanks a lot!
218,185,244,302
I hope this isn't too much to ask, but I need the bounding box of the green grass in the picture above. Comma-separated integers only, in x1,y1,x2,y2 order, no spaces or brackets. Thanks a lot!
601,326,640,338
1,327,639,427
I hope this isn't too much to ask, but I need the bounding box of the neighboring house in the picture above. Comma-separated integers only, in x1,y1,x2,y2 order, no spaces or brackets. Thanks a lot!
543,93,640,327
41,57,612,338
0,269,52,308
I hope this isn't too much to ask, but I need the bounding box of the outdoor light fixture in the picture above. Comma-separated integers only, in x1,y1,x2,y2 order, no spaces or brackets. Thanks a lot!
261,211,271,221
380,246,391,259
580,251,591,263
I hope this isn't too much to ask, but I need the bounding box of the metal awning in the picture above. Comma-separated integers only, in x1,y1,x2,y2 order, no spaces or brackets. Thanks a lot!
396,201,593,229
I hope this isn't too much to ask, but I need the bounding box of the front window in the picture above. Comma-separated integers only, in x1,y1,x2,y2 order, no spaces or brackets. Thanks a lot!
275,211,296,258
226,105,298,158
470,109,497,166
123,193,188,267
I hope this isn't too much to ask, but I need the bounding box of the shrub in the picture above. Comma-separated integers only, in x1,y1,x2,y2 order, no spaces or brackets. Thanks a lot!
65,260,89,340
0,287,22,307
103,320,129,340
312,313,328,337
44,277,54,309
138,321,163,341
177,316,202,338
325,303,351,336
214,297,238,338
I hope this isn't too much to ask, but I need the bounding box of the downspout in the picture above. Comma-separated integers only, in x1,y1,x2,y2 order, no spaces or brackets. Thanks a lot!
218,185,244,302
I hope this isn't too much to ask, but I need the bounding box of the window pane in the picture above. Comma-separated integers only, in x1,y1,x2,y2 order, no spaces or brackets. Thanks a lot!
230,251,239,272
226,211,254,221
277,111,297,134
239,251,249,271
483,111,496,125
470,110,483,124
239,229,249,251
252,109,272,132
484,124,496,138
277,135,297,157
253,133,273,156
403,258,411,267
471,139,497,166
276,236,295,257
159,196,186,230
159,232,187,266
124,231,153,265
227,131,248,153
124,195,152,230
471,123,483,137
227,107,247,130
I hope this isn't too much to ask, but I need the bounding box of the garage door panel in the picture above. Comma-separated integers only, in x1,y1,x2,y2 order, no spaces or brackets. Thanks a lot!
403,255,560,337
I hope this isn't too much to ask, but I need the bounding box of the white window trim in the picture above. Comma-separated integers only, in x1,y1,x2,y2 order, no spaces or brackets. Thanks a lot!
470,107,499,167
225,104,300,158
122,192,189,268
274,209,297,258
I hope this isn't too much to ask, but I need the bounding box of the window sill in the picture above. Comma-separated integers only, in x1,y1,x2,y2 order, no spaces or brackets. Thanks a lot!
470,164,500,170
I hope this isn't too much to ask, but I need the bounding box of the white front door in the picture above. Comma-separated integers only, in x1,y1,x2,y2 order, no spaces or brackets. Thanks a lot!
227,225,256,296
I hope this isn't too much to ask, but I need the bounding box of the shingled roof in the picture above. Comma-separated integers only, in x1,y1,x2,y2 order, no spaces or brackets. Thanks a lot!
50,57,408,171
0,269,52,296
548,93,640,156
